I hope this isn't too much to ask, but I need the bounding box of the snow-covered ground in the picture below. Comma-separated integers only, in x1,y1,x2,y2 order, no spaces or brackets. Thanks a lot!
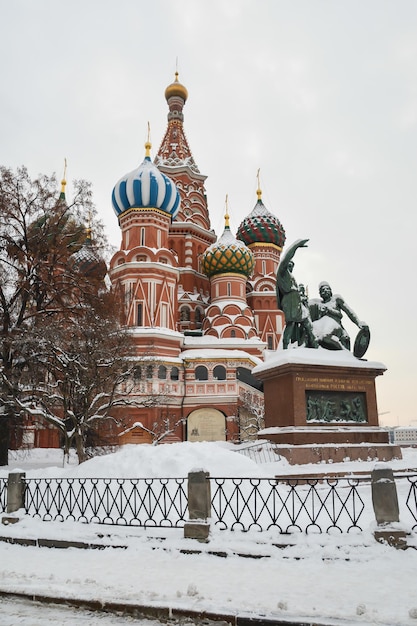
0,443,417,625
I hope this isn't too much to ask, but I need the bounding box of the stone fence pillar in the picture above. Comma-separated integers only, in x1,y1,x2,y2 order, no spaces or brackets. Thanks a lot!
6,471,26,514
371,465,407,548
184,470,211,542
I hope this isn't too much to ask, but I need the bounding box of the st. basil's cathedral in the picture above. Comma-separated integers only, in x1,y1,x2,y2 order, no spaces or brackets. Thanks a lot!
107,72,287,445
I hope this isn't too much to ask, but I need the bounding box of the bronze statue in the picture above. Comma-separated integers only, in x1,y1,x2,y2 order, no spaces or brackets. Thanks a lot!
309,281,369,353
276,239,318,349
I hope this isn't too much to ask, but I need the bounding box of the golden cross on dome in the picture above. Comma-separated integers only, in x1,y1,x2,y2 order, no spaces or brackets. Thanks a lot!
145,122,152,157
61,158,67,195
256,168,262,200
225,194,230,228
86,206,92,241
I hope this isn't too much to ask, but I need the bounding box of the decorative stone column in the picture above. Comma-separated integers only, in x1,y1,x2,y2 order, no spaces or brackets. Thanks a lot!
372,465,408,548
2,471,26,525
184,470,211,542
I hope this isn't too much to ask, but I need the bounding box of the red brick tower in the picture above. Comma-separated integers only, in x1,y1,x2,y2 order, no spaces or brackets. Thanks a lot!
155,72,215,333
237,175,286,350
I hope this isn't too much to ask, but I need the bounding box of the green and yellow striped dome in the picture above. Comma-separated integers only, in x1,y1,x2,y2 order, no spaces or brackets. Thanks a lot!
201,218,254,278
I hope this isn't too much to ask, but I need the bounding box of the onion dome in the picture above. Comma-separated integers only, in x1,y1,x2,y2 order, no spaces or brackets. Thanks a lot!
71,227,107,280
112,141,180,219
201,206,254,278
165,71,188,103
236,179,286,248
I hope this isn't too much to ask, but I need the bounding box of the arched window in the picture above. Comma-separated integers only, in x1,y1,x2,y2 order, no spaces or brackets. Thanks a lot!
195,307,203,327
195,365,208,381
180,306,191,322
170,366,179,381
146,365,153,379
213,365,226,380
230,330,236,338
133,366,142,381
158,365,167,380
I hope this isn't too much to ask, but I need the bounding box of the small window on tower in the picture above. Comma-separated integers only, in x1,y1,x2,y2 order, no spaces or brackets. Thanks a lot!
141,227,145,246
267,335,274,350
137,303,143,326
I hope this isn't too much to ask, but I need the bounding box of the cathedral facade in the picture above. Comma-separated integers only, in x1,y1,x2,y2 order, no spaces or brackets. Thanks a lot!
108,73,287,444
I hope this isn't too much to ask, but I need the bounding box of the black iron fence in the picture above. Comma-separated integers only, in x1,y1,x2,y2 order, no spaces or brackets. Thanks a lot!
210,476,366,533
1,471,416,534
404,473,417,531
0,478,7,513
23,477,188,527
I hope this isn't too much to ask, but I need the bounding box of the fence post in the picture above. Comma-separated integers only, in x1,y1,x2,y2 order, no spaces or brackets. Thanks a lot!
371,465,407,548
6,471,26,516
184,470,211,542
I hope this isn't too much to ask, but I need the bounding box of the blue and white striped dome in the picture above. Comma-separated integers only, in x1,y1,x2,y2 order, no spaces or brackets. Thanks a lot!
112,147,180,219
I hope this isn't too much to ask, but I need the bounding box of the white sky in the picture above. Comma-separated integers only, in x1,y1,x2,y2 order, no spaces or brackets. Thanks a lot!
1,1,416,427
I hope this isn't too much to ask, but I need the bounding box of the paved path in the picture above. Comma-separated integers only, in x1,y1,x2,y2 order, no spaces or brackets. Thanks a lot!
0,596,164,625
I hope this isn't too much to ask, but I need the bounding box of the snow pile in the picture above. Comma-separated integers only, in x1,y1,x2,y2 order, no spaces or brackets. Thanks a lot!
65,442,268,478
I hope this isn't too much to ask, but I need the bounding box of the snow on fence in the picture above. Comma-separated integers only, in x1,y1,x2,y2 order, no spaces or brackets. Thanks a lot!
1,471,417,534
231,440,281,464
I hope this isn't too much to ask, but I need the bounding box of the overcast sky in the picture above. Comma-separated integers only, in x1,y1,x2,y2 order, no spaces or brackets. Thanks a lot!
1,1,416,426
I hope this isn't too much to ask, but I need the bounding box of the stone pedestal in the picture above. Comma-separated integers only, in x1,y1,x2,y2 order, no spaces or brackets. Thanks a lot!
253,348,402,464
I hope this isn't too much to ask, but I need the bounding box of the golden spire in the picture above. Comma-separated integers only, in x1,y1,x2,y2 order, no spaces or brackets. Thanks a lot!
256,168,262,200
86,208,92,242
224,194,230,229
145,122,152,157
60,158,67,197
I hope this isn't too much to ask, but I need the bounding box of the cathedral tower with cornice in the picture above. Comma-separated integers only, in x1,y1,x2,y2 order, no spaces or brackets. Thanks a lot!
105,73,286,445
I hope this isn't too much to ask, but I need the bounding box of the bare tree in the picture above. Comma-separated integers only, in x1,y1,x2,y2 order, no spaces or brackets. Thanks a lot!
127,414,185,446
1,297,138,463
129,361,185,445
236,388,265,442
0,165,112,463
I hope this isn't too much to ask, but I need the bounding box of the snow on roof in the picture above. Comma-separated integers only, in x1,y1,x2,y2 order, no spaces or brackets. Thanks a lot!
180,348,262,365
183,335,263,347
253,346,387,375
126,327,183,339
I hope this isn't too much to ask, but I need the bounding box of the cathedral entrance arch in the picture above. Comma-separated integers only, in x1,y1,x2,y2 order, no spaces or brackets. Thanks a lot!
187,408,226,442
